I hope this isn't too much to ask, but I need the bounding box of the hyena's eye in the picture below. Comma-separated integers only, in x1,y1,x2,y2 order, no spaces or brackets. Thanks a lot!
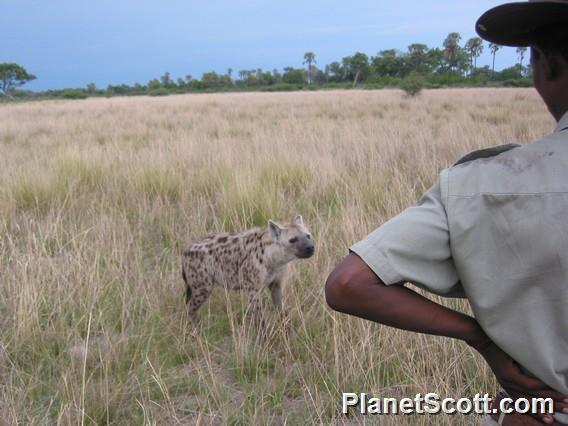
306,234,311,240
289,237,298,244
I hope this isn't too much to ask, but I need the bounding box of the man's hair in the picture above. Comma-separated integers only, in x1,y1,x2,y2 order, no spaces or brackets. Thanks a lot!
531,24,568,62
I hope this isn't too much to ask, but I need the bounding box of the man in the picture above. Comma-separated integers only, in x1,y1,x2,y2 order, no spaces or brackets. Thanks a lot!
325,1,568,424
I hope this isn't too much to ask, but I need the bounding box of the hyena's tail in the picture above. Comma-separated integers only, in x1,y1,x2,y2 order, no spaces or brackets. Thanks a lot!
182,269,192,303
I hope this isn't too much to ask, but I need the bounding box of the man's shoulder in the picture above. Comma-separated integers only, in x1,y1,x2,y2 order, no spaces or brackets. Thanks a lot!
441,143,524,199
443,133,568,198
452,143,521,167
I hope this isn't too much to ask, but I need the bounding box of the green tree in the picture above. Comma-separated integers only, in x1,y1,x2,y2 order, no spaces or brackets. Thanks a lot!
272,68,282,84
465,37,484,76
311,67,327,84
0,63,36,96
238,70,248,82
282,67,305,85
517,46,528,76
303,52,316,84
343,52,369,87
489,43,501,78
325,61,344,82
86,82,97,94
160,72,173,88
372,49,407,78
147,79,161,90
443,32,462,72
407,44,429,74
106,84,130,95
201,71,230,89
426,48,445,74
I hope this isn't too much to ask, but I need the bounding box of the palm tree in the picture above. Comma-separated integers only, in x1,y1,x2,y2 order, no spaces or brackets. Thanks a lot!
443,32,462,71
517,47,528,76
465,37,484,76
489,43,501,79
303,52,316,84
408,43,428,74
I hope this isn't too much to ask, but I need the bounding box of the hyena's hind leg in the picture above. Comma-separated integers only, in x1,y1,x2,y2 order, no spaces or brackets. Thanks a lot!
182,265,214,321
183,269,192,304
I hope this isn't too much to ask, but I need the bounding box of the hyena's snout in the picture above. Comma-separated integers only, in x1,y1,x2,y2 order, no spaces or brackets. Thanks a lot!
298,240,315,259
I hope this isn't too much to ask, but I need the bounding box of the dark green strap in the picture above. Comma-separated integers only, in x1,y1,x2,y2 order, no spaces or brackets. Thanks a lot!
453,143,520,167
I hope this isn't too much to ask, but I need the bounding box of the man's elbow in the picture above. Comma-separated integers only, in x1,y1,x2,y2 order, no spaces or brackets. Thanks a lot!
325,253,383,313
325,268,355,313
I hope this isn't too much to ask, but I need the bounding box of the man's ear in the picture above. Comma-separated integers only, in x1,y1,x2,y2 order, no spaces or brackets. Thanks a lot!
534,45,559,81
545,54,562,81
268,220,282,240
293,215,304,226
548,55,563,81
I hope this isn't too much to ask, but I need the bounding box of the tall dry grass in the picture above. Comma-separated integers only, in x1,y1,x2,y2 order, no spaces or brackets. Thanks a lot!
0,89,554,425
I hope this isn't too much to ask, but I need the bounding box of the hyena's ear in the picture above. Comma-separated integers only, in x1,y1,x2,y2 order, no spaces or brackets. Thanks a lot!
293,215,304,226
268,220,282,240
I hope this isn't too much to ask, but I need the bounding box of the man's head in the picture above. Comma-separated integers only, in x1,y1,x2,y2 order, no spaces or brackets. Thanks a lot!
530,25,568,119
476,1,568,120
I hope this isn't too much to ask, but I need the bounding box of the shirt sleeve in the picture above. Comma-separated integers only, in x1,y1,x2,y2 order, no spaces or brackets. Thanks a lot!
350,181,464,298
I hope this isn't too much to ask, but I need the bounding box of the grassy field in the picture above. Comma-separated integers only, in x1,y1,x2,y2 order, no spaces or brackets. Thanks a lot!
0,89,554,425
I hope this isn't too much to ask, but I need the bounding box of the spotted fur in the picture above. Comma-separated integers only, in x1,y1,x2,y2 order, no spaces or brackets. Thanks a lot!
182,215,314,321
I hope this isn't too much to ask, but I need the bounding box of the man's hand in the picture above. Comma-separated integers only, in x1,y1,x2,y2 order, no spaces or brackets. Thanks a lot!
326,253,568,424
474,341,568,424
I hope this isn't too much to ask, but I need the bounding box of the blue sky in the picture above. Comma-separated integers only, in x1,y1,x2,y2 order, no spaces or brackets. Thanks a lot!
3,0,520,91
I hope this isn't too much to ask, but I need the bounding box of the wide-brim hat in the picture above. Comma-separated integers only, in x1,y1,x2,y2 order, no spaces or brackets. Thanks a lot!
476,0,568,46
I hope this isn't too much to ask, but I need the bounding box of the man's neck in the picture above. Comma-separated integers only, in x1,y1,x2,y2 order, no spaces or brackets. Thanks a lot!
552,103,568,122
549,79,568,122
556,107,568,123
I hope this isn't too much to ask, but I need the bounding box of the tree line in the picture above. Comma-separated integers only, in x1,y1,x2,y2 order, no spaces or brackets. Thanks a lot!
1,33,532,100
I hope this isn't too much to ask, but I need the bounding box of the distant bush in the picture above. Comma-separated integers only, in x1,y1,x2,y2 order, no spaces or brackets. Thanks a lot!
399,73,425,97
260,84,302,92
502,78,532,88
429,72,470,86
320,82,353,90
62,89,87,99
148,88,170,97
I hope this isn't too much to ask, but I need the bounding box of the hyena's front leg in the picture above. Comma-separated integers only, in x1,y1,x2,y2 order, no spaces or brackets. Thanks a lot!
269,280,283,312
243,283,265,329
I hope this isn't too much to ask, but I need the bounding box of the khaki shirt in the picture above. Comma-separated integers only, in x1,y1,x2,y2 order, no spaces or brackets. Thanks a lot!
351,112,568,396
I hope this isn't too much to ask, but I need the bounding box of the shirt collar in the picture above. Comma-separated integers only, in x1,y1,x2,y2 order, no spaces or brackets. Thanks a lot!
554,110,568,133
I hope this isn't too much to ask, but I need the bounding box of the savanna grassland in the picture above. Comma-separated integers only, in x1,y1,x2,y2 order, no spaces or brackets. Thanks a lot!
0,89,554,425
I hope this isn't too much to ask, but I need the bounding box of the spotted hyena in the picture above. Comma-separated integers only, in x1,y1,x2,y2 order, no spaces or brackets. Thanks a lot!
182,215,315,321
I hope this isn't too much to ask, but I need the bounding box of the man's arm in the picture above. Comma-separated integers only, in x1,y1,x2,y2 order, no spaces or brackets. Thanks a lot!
325,252,568,424
325,252,486,344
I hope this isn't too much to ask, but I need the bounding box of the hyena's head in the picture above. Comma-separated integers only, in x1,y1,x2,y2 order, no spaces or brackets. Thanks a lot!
268,215,315,260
